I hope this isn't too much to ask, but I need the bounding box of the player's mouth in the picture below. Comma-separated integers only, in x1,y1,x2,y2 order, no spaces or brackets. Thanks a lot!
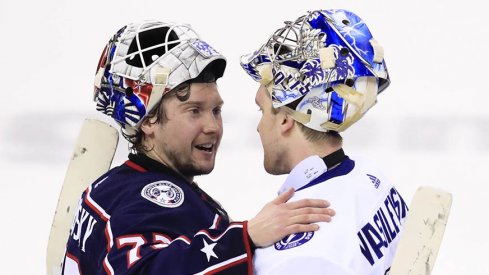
195,143,215,153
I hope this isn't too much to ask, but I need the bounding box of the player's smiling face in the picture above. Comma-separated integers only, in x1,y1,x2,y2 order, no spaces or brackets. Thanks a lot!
142,82,223,181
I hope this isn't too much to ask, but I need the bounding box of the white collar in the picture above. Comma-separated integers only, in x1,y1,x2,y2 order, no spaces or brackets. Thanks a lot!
278,155,328,195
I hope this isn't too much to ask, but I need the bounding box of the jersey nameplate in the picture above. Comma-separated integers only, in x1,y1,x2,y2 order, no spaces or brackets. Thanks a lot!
357,186,408,265
141,181,184,208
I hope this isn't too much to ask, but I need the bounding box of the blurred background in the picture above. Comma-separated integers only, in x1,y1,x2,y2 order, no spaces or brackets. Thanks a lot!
1,0,487,273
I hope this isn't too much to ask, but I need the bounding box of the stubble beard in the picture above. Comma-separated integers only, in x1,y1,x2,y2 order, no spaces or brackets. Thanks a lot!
263,148,288,175
164,146,216,177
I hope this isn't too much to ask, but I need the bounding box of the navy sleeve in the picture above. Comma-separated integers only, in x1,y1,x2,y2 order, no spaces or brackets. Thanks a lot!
104,210,253,274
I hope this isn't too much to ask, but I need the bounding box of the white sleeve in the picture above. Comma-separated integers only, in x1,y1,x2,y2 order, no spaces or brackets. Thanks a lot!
266,257,354,275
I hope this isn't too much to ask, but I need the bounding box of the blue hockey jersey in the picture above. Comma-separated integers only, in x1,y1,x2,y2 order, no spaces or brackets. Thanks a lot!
63,153,253,275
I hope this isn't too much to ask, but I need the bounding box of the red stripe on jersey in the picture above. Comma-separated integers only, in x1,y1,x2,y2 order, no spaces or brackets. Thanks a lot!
103,257,114,275
151,233,173,249
65,252,82,275
125,160,147,172
209,215,221,230
196,223,243,242
84,190,109,222
206,257,248,275
215,216,222,228
105,225,112,252
242,221,253,274
175,235,191,244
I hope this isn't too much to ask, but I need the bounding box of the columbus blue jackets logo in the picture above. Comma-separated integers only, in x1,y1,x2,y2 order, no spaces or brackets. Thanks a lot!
141,181,184,208
274,231,314,250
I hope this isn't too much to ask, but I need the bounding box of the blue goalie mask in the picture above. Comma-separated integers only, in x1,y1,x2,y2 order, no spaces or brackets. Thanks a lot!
240,9,390,132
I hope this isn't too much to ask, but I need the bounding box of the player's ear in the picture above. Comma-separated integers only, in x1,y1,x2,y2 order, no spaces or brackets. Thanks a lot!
280,112,295,135
140,116,157,136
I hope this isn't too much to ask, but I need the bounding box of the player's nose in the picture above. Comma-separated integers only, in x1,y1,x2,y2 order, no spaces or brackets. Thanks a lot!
203,112,221,134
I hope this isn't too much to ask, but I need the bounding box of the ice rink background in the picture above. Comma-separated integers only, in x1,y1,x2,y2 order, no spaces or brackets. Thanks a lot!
1,0,488,273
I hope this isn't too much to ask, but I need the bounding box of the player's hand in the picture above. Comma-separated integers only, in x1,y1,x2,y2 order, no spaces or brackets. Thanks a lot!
247,187,335,248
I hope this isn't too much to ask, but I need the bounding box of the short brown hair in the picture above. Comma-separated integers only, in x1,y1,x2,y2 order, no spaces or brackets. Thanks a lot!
282,99,342,145
296,122,342,145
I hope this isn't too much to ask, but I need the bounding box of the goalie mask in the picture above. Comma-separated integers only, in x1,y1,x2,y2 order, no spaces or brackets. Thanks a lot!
94,21,226,139
240,9,390,132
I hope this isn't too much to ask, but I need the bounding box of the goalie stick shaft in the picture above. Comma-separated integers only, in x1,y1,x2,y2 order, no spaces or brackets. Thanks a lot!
389,186,453,275
46,119,119,275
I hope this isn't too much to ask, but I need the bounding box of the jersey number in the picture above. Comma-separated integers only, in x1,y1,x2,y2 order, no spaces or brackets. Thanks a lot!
116,234,172,268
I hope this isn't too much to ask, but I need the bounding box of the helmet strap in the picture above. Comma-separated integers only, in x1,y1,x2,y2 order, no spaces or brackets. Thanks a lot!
322,77,378,131
280,105,311,125
145,67,171,115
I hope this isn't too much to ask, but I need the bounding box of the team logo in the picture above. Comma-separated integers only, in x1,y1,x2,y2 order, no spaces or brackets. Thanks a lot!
191,40,220,58
141,181,184,208
274,231,315,250
367,174,381,189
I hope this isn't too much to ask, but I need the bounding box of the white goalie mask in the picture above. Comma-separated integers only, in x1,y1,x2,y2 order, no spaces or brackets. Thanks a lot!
93,21,226,139
241,9,390,132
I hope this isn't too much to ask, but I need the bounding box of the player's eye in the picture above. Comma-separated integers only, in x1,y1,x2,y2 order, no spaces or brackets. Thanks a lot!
213,107,222,116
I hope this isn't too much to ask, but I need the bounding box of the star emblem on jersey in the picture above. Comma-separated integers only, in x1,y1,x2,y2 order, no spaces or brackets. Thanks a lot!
141,181,184,208
274,231,314,250
200,239,218,262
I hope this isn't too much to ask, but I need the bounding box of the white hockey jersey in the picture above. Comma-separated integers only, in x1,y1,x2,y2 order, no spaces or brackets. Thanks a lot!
253,155,408,275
